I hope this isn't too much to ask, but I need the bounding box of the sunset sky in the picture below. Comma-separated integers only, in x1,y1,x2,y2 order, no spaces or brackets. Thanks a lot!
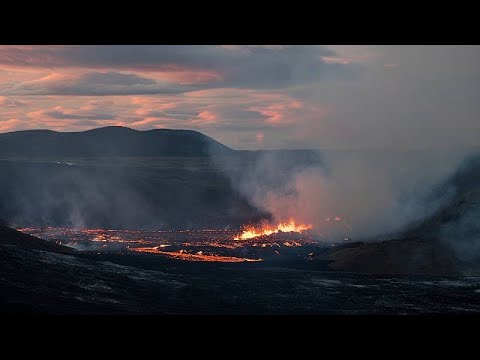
0,45,479,149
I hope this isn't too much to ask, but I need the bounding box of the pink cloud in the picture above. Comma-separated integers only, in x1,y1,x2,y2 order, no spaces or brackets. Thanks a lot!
79,99,116,111
0,76,330,150
0,118,26,132
130,117,169,128
249,100,307,125
196,110,217,123
252,105,284,124
0,96,27,107
134,102,178,115
0,46,223,88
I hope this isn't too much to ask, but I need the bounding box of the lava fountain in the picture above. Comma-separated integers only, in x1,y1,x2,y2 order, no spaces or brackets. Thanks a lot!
234,219,312,240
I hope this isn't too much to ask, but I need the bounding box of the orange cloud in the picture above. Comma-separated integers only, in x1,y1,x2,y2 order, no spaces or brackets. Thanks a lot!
0,96,27,107
197,110,217,123
130,117,167,128
249,100,306,125
134,102,178,115
79,100,116,111
0,118,25,132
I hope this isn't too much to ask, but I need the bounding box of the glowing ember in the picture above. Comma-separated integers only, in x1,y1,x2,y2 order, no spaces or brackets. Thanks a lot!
234,219,312,240
130,247,262,262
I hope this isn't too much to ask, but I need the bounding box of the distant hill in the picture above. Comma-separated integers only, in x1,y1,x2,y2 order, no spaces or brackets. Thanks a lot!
0,156,268,230
0,126,233,158
0,127,322,230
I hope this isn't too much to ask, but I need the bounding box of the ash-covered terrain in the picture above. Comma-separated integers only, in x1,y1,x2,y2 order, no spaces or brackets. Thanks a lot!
1,224,480,314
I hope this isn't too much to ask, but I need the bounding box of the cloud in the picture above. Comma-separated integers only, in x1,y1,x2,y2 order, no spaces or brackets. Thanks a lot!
26,101,121,129
119,89,324,138
0,46,479,151
0,45,359,91
0,118,27,132
32,109,115,121
2,71,193,96
249,100,304,125
0,96,27,107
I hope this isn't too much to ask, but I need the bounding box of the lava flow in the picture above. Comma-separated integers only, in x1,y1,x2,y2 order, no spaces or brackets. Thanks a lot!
18,226,322,263
234,219,312,240
130,247,262,262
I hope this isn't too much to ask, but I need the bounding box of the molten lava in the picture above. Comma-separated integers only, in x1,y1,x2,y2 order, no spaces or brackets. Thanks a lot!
234,219,312,240
130,247,262,262
18,226,322,263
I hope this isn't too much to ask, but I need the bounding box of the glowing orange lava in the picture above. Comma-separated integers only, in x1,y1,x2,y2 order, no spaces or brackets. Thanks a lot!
234,219,312,240
130,247,262,262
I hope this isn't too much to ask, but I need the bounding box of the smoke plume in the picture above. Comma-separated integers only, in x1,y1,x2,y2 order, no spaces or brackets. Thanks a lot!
211,148,475,242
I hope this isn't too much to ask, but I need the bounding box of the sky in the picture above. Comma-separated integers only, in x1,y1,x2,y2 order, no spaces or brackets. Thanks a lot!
0,45,479,150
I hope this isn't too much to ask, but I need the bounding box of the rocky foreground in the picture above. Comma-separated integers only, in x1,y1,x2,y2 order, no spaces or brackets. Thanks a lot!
1,224,479,314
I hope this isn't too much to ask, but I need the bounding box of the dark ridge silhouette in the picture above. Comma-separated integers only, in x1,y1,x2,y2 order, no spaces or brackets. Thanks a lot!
0,223,75,254
0,126,233,158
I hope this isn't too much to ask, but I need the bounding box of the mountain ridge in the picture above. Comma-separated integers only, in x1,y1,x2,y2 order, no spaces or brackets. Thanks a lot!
0,126,233,158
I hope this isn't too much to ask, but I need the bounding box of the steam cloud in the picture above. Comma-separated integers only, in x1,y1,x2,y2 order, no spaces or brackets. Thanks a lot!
211,147,476,242
440,207,480,264
0,156,262,230
438,155,480,265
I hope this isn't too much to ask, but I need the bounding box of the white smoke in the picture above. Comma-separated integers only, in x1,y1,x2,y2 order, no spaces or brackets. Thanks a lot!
212,148,472,242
